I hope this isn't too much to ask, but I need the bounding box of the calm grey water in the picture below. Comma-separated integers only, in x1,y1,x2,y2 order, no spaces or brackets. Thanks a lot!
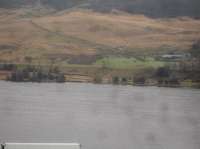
0,81,200,149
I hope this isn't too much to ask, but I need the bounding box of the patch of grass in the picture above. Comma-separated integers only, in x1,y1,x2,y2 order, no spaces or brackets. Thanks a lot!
46,32,69,43
94,57,165,69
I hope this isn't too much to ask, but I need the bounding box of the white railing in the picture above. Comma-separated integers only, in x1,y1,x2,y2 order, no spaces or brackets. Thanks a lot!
1,143,81,149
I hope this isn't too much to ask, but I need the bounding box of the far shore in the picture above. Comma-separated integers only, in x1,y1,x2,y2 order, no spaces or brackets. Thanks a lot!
0,70,199,89
0,61,199,89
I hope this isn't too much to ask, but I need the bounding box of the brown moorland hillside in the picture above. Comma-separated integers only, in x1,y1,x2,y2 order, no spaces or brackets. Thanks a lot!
0,8,200,63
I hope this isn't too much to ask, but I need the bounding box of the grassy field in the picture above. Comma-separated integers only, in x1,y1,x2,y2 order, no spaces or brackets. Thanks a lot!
95,57,165,69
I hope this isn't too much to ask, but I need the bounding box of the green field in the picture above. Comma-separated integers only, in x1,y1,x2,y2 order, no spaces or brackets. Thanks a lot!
94,57,165,69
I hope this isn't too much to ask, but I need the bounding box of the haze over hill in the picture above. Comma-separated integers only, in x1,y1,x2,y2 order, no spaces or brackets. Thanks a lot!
0,0,200,18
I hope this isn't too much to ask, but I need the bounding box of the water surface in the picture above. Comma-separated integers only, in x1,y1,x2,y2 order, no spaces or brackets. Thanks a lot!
0,81,200,149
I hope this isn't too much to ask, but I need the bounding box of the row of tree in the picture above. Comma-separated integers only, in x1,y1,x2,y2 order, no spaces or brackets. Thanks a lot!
7,66,65,83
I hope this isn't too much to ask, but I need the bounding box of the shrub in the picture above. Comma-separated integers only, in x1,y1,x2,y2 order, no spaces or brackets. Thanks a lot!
191,40,200,58
56,74,65,83
133,76,146,85
156,66,170,78
112,76,119,84
0,63,16,71
93,74,102,84
121,77,128,84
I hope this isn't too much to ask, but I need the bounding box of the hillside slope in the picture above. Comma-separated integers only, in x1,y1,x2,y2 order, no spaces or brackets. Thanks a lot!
0,8,200,64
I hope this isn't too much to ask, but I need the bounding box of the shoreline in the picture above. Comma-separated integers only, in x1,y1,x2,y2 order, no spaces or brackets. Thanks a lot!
1,79,199,89
0,64,199,89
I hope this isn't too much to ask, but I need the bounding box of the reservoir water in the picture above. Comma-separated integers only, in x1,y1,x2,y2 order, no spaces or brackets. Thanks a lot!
0,81,200,149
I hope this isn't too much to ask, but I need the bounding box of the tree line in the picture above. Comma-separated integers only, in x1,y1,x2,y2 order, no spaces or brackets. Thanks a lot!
3,65,65,83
